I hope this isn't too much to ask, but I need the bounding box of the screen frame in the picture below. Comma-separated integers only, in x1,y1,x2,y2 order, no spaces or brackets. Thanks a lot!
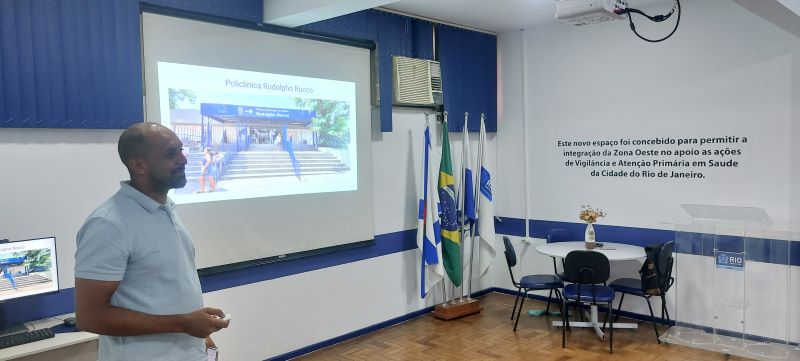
139,3,376,51
140,4,378,275
0,236,60,303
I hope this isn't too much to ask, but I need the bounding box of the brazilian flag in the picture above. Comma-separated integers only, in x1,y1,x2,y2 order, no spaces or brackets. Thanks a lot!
438,121,462,286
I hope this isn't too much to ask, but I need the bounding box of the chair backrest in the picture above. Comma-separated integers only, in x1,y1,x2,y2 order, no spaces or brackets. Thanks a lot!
547,229,571,244
564,250,610,284
502,236,517,268
657,241,675,291
502,236,520,286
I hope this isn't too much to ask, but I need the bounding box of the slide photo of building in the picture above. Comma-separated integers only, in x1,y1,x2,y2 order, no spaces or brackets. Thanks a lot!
0,248,56,301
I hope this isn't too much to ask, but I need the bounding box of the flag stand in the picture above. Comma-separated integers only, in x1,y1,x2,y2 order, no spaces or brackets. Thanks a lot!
433,112,480,321
432,297,480,320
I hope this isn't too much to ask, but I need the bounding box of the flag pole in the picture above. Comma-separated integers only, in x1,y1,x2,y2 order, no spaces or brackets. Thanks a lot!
440,113,449,306
468,115,485,299
431,112,480,321
462,113,475,300
456,112,467,301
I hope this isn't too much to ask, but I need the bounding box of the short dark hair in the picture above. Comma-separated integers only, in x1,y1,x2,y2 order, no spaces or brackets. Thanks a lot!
118,123,161,171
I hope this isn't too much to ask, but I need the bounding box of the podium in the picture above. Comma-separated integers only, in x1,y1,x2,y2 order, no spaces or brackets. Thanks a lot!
660,204,800,360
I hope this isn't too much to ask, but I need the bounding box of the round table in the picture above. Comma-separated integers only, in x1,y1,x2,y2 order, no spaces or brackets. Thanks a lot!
536,241,646,261
535,241,646,339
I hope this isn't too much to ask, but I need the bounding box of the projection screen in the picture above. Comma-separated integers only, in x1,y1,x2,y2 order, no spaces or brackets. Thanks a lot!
141,11,375,270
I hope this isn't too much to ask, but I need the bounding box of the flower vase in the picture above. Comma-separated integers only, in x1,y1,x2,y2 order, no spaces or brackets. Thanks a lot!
585,223,596,249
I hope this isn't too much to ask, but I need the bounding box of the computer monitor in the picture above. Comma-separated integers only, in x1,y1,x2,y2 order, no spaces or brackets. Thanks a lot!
0,237,59,302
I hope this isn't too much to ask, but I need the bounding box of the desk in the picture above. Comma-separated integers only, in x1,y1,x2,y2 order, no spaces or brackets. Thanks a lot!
536,241,646,339
0,316,98,361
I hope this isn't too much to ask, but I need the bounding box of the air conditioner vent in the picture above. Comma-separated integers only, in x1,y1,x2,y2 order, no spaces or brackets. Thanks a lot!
393,56,443,107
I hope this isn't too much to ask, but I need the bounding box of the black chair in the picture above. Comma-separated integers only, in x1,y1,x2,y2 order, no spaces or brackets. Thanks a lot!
546,229,572,294
547,228,572,274
502,236,564,332
609,241,675,343
561,250,615,353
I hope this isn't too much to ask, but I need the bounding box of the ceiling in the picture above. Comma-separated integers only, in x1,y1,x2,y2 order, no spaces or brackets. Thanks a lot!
262,0,800,39
381,0,674,33
382,0,557,33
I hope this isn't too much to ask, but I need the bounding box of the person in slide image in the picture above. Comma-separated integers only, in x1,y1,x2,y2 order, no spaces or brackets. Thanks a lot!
197,147,217,193
2,266,17,290
282,125,305,182
74,123,229,361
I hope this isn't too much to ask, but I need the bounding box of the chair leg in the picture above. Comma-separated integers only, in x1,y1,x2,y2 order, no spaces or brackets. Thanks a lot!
608,302,614,353
562,297,567,348
555,289,565,315
513,290,528,332
545,289,553,314
646,298,661,343
516,288,528,322
661,294,671,322
614,293,625,323
511,287,522,320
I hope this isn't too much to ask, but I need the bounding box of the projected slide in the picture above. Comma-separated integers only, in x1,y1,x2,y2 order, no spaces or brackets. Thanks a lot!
0,239,57,302
156,62,358,204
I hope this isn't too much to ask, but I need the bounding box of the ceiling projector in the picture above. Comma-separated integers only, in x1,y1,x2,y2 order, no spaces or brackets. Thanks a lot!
555,0,629,26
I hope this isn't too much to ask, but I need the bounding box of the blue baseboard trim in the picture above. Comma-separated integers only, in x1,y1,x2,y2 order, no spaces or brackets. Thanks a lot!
492,287,674,325
493,287,800,347
266,306,435,361
672,321,800,347
266,287,496,360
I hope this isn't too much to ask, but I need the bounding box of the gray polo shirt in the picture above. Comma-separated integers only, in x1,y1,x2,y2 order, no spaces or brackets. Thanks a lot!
75,182,205,361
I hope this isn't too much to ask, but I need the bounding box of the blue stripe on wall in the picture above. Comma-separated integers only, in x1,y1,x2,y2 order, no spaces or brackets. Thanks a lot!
200,229,417,292
7,217,798,331
5,288,75,325
498,217,800,266
5,229,418,325
495,217,526,237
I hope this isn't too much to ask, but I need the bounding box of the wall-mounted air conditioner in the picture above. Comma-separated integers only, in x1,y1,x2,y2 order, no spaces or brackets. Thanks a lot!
392,56,443,107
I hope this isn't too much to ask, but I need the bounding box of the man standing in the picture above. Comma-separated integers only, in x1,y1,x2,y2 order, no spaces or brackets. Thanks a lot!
75,123,229,361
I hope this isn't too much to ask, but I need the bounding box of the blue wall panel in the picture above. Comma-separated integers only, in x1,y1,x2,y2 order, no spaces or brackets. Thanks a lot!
412,21,433,60
0,0,263,129
303,10,493,133
0,0,143,129
141,0,262,22
300,9,376,41
438,25,497,132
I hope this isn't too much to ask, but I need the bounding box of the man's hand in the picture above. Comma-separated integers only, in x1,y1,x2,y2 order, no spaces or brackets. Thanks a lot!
179,308,230,338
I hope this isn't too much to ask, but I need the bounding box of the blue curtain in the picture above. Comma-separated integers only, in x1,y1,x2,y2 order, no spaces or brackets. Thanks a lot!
437,25,497,132
0,0,141,128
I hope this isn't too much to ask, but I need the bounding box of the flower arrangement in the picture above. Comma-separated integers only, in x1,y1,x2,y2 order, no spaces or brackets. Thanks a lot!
579,205,606,224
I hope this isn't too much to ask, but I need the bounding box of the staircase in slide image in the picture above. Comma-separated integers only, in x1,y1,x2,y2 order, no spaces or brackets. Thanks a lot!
221,150,349,179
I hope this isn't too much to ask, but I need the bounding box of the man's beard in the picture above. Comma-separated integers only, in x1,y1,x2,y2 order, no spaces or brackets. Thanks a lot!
151,169,187,193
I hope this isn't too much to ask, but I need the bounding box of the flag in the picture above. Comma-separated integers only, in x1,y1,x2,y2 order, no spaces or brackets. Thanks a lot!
438,121,462,287
417,125,444,298
461,117,476,273
462,118,476,226
477,118,497,275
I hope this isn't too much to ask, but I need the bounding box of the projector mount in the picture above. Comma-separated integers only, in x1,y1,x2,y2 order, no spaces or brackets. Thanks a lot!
615,0,681,42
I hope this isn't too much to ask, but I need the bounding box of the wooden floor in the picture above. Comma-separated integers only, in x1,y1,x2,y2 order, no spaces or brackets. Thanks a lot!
298,293,751,360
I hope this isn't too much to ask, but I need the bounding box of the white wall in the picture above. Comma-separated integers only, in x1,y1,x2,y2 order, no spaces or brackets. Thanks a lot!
0,129,127,289
497,0,800,343
0,108,502,360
